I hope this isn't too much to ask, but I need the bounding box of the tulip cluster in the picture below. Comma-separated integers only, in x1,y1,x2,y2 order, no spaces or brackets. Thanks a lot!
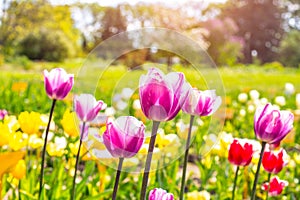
227,102,293,200
138,68,221,200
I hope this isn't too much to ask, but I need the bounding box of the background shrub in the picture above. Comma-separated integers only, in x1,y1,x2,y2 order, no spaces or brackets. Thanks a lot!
19,29,75,62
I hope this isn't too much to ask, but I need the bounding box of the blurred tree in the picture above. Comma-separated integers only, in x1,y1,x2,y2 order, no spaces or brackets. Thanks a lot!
279,30,300,67
100,6,127,41
202,18,243,66
220,0,284,64
71,3,107,50
0,0,79,60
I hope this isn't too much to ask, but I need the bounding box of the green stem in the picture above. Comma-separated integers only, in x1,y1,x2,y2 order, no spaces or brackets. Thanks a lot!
179,115,195,200
232,166,240,200
112,157,124,200
39,99,56,198
19,179,21,200
265,173,271,200
250,141,266,200
71,122,86,200
140,121,160,200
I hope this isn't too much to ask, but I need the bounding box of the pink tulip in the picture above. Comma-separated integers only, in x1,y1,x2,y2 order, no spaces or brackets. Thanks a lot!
262,176,288,196
254,103,294,145
74,94,105,122
139,68,188,121
182,86,221,116
44,68,74,100
0,109,8,120
148,188,174,200
103,116,145,158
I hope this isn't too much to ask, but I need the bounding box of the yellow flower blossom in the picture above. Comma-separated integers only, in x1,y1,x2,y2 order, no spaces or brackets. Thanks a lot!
10,159,26,179
47,142,66,157
209,132,233,158
28,134,44,149
0,151,25,197
18,111,42,135
11,82,28,93
0,151,25,177
4,115,20,132
9,131,27,151
61,109,79,137
0,122,10,146
187,190,211,200
69,141,89,157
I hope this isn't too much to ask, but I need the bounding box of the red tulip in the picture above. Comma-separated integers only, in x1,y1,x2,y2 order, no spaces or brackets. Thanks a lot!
262,148,288,174
228,138,254,166
262,176,288,196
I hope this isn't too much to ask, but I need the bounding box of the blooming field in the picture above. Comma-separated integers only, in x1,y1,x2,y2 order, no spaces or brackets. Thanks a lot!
0,65,300,200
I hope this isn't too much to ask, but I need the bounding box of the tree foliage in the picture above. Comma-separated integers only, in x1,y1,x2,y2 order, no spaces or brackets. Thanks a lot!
220,0,284,64
0,0,79,60
279,30,300,67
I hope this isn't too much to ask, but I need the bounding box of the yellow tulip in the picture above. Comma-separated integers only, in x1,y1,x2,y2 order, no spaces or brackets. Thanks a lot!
69,141,89,157
9,131,27,151
47,142,66,157
0,122,10,146
28,134,44,149
4,115,20,132
10,159,26,179
61,109,80,137
18,111,42,135
187,190,211,200
0,151,25,197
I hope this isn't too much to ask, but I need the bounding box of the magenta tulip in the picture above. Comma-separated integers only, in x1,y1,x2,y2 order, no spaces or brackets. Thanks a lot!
139,68,188,121
182,86,221,116
254,103,294,145
0,109,8,120
149,188,174,200
103,116,145,158
74,94,105,122
44,68,74,100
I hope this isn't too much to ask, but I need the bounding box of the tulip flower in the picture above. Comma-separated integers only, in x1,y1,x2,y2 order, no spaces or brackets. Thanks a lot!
251,103,294,200
0,109,8,120
262,176,288,197
262,148,288,174
228,138,254,200
74,94,105,123
103,116,145,158
40,68,74,198
148,188,174,200
18,111,42,135
254,103,294,145
103,116,145,200
139,67,187,122
43,68,74,100
180,85,221,200
182,87,221,117
71,93,105,200
139,68,188,200
228,139,254,166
